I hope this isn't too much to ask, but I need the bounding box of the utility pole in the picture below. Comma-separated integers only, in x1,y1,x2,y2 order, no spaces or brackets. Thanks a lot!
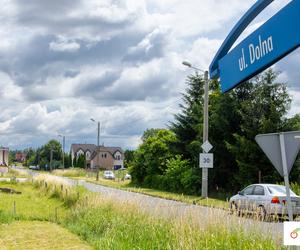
59,135,65,169
182,62,211,198
50,148,53,172
96,121,100,181
201,71,209,198
91,118,101,181
97,122,100,148
62,136,65,169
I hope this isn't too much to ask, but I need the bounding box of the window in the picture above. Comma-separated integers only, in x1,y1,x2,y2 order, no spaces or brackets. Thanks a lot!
77,149,84,158
86,151,91,160
242,186,254,195
253,185,264,196
104,153,107,158
267,185,296,196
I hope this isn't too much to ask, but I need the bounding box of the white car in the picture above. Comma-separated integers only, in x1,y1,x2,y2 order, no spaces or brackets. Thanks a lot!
29,165,39,170
124,173,131,180
103,171,115,180
229,184,300,220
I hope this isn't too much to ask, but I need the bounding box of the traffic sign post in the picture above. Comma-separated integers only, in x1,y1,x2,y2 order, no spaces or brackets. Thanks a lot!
255,131,300,221
199,153,213,168
279,134,293,222
209,0,300,222
201,140,213,153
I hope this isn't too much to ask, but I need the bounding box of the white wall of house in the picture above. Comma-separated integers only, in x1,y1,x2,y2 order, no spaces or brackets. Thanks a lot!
0,148,9,166
113,151,123,168
113,160,124,168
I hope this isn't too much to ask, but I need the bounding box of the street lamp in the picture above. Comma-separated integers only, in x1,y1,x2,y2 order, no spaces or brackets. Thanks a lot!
58,134,65,169
182,60,210,198
91,118,101,181
90,118,100,147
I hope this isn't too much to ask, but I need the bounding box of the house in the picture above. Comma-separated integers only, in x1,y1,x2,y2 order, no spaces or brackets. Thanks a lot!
15,152,27,162
70,144,124,170
0,147,9,166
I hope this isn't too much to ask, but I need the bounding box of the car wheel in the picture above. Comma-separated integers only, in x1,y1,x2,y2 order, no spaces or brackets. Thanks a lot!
257,206,266,221
230,202,239,215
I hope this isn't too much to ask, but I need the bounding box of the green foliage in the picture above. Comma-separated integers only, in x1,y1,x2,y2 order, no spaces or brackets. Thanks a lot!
74,154,86,168
164,155,199,194
168,68,300,192
124,149,135,168
22,140,72,171
130,129,176,185
170,74,204,164
0,181,281,250
226,69,296,187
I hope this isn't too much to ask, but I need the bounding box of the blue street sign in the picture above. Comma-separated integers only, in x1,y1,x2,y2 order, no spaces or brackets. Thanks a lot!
210,0,274,79
210,0,300,93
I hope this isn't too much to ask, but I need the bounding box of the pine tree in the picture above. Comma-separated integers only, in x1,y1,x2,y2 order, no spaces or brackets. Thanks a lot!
170,73,204,165
227,69,292,187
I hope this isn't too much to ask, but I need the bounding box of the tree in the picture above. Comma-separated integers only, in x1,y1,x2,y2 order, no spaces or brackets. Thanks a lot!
170,73,204,166
170,68,297,192
124,149,135,168
39,140,62,170
227,69,293,187
130,129,177,186
24,148,36,167
74,154,86,168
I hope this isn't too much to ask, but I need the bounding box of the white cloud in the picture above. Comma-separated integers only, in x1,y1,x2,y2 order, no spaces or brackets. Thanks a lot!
49,39,81,52
0,0,299,150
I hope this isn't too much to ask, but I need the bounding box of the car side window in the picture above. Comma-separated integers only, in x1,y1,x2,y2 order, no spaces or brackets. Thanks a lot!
242,186,254,195
253,185,265,195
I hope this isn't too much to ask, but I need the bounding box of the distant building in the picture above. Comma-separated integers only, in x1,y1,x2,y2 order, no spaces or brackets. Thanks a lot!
70,144,124,170
0,147,9,166
15,152,27,162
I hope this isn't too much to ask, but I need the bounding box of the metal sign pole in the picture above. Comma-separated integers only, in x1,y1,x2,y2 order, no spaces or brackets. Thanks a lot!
279,133,293,221
201,71,209,198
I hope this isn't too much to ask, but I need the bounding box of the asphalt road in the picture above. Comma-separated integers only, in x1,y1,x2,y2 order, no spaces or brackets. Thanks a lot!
14,167,283,242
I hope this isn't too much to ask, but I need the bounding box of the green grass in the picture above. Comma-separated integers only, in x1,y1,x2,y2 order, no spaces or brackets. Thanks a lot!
0,179,284,250
52,168,87,177
0,181,92,249
0,168,29,178
63,190,281,250
56,168,230,209
0,182,68,222
0,221,91,250
74,175,230,209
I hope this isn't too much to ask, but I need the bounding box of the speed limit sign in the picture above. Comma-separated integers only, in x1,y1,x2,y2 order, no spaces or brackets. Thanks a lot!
199,153,213,168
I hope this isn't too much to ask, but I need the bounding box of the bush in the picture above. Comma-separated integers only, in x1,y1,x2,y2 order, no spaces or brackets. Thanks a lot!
164,155,200,194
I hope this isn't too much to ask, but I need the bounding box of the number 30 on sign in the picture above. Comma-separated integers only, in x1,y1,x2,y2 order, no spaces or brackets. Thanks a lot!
199,153,214,168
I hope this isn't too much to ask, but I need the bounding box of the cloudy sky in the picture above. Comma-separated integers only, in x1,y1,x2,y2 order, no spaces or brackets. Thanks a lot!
0,0,299,151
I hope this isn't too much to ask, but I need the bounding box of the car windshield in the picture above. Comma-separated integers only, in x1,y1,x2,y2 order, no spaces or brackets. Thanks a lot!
267,185,296,196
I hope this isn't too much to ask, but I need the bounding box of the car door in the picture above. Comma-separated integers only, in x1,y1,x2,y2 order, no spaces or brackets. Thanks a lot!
250,185,265,212
239,185,255,210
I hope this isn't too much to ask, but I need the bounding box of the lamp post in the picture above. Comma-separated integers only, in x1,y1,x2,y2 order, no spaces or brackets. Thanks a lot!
58,134,65,169
50,148,53,172
182,61,210,198
90,118,100,147
91,118,100,181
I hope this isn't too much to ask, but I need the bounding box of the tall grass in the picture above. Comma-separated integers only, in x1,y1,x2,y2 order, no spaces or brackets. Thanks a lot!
31,176,283,250
0,182,68,223
52,168,87,177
